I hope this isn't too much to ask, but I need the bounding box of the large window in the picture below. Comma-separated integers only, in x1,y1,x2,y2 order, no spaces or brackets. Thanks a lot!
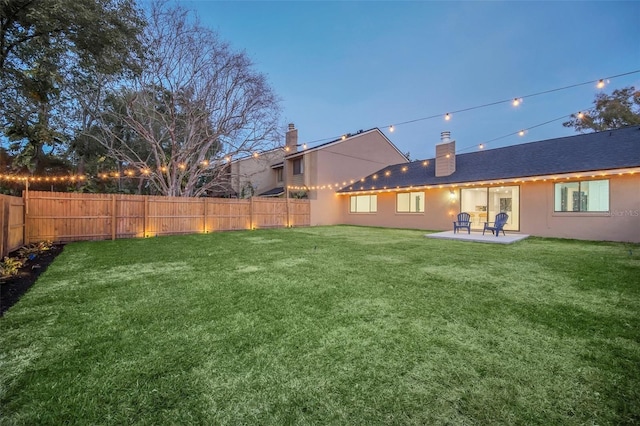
293,158,303,175
396,191,424,213
350,195,377,213
554,180,609,212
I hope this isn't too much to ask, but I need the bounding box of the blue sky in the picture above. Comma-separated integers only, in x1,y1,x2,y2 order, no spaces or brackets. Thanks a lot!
182,1,639,161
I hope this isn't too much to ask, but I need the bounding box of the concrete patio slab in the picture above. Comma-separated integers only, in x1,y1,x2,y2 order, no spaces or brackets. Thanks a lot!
425,231,530,244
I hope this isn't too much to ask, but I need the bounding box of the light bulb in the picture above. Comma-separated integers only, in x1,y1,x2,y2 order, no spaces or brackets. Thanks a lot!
445,113,451,121
389,125,394,132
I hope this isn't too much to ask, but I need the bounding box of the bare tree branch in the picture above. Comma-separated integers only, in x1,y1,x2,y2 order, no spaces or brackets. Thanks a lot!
92,1,280,197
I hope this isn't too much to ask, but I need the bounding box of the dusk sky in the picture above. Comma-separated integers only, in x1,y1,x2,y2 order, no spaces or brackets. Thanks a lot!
183,1,639,161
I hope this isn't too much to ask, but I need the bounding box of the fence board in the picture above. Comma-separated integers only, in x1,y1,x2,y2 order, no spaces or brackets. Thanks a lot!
0,194,25,257
24,192,310,244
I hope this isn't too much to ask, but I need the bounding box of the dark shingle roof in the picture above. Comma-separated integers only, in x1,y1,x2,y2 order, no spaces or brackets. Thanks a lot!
258,186,285,197
284,128,408,161
338,126,640,192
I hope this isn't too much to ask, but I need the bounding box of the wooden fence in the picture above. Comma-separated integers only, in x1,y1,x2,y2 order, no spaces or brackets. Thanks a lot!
0,194,25,258
0,191,309,249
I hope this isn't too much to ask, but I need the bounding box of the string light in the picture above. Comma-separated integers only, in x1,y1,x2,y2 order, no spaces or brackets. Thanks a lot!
6,71,637,192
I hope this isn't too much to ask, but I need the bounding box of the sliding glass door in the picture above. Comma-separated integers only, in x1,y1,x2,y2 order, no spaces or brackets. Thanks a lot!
460,186,519,231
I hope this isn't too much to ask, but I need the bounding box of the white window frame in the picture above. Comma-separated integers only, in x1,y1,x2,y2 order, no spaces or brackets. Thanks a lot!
554,179,609,212
396,191,424,213
350,195,377,213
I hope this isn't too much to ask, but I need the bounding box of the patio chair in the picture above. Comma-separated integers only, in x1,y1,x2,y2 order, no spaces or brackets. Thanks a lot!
453,212,472,234
483,212,509,237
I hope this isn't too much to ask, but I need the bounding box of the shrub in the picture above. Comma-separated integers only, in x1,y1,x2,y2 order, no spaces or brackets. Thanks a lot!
0,256,25,278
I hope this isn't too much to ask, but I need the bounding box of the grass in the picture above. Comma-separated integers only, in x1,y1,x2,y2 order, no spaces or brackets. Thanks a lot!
1,225,639,425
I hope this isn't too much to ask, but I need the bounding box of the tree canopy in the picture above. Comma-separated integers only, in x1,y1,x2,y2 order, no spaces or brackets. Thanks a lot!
563,86,640,133
0,0,145,172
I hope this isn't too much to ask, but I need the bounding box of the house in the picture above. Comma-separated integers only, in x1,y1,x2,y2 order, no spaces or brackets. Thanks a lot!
224,123,409,225
335,127,640,243
283,125,408,225
226,147,286,198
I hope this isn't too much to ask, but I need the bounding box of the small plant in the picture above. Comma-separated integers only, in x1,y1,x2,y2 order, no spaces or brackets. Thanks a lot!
17,241,53,259
0,256,25,278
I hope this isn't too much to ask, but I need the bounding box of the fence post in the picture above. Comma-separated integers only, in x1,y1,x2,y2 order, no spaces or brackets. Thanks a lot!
286,194,291,228
203,198,207,233
111,194,117,240
1,198,6,258
250,197,254,229
22,189,29,245
144,196,149,238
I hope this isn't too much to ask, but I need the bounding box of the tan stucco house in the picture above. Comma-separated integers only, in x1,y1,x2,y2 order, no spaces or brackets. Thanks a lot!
283,126,408,225
226,147,286,198
335,126,640,243
224,124,409,226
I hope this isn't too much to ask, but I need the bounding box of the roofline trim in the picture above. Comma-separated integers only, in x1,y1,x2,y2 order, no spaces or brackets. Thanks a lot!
336,166,640,194
284,128,409,161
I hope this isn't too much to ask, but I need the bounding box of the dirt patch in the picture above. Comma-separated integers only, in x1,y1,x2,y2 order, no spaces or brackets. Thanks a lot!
0,245,64,316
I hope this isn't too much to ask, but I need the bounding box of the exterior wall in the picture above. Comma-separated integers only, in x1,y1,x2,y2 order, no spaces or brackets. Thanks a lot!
230,149,284,196
337,188,455,230
335,174,640,242
520,175,639,242
286,155,308,192
309,131,408,225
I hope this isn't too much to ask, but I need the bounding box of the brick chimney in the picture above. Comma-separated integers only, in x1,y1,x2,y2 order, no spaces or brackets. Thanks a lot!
435,131,456,177
285,123,298,154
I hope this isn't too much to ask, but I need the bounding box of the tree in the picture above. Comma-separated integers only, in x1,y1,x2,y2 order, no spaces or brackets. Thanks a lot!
563,86,640,132
92,2,280,197
0,0,145,172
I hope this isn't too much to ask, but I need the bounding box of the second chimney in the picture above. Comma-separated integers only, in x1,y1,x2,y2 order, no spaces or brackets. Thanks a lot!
285,123,298,154
435,131,456,177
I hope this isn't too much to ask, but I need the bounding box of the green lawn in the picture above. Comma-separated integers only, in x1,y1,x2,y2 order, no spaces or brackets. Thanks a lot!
1,226,639,425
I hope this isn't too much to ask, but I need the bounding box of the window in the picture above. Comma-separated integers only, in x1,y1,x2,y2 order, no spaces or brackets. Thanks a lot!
293,158,303,175
275,167,283,183
396,191,424,213
350,195,377,213
554,179,609,212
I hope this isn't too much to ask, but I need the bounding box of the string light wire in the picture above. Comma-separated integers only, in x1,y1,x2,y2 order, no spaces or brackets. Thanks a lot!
299,69,640,148
1,69,636,183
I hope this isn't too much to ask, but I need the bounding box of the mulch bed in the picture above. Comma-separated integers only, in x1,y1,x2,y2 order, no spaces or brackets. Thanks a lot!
0,245,65,316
